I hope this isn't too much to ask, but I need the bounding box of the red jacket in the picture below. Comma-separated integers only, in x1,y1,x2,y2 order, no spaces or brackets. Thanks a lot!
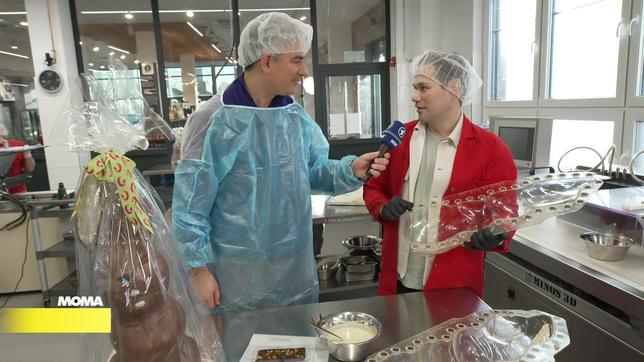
364,116,517,297
4,139,28,193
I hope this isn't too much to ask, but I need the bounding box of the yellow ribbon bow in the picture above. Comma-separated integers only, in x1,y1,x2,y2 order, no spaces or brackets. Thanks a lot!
72,151,153,233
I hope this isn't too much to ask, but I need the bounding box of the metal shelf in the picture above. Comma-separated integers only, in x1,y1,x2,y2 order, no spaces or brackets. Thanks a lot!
42,272,78,305
26,201,78,307
36,239,75,259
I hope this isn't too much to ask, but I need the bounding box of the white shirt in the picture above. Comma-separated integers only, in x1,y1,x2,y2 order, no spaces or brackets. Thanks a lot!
397,113,463,285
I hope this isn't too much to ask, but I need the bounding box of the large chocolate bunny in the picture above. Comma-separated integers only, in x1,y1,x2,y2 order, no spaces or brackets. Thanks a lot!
76,174,201,362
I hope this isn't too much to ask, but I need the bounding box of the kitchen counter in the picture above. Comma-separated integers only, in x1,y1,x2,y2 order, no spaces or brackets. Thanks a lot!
484,217,644,360
213,288,490,361
513,218,644,322
311,195,371,224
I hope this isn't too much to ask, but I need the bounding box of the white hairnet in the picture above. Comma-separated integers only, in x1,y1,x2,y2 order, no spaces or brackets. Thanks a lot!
0,123,8,137
238,12,313,68
411,49,482,105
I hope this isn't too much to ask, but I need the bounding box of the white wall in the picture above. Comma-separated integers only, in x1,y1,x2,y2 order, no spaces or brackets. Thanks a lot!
25,0,89,190
392,0,484,125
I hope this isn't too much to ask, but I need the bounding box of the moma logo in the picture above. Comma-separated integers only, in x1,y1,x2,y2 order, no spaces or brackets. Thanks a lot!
57,296,104,307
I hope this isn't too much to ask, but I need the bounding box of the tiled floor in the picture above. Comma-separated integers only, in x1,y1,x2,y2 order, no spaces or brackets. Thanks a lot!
0,219,379,361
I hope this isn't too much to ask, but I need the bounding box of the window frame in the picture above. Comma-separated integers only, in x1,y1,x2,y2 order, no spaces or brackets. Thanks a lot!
483,0,542,108
538,0,632,108
624,108,644,157
310,0,391,156
537,108,625,159
70,0,390,157
627,0,644,106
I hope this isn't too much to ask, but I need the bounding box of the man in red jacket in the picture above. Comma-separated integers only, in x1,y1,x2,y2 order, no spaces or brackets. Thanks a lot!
0,123,35,193
364,49,517,297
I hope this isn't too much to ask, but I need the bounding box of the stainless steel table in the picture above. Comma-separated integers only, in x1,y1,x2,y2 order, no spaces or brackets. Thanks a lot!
213,288,490,361
311,195,372,224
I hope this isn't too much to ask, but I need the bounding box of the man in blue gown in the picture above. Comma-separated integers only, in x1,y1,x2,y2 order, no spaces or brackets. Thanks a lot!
172,12,389,313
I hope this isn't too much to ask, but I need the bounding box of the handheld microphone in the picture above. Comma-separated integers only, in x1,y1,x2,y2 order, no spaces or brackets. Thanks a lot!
362,120,406,183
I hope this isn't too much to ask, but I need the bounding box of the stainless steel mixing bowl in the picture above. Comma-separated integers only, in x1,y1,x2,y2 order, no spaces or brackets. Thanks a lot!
580,232,632,261
317,311,381,361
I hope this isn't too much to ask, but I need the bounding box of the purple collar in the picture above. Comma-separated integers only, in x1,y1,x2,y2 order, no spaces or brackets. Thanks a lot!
222,74,293,108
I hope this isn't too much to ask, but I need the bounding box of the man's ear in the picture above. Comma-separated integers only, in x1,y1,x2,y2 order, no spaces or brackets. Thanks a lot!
447,78,463,98
259,54,273,73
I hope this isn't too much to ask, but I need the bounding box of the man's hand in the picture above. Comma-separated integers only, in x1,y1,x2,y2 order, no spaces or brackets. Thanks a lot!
465,228,508,251
191,266,221,309
380,196,414,221
351,151,390,179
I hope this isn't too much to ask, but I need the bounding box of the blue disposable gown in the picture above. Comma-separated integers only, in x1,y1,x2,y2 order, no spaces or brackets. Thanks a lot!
172,103,362,313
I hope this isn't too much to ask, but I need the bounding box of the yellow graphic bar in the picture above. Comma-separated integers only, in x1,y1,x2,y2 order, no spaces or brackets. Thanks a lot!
0,308,111,333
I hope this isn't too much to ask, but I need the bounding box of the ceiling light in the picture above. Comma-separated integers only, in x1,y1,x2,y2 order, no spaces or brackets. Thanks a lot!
109,51,114,56
0,12,26,15
186,11,194,18
99,65,105,69
0,50,29,59
19,21,28,26
300,16,307,21
5,82,28,87
107,45,130,54
92,46,100,52
79,41,83,45
10,43,18,50
124,12,134,20
0,19,5,22
211,43,221,53
186,21,203,37
120,55,126,60
134,59,140,64
88,62,94,66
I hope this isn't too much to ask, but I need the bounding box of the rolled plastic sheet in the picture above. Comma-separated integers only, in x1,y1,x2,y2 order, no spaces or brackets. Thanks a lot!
366,310,570,362
62,59,224,361
410,172,604,255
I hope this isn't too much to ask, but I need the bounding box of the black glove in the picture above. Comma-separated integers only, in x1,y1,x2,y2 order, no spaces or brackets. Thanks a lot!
380,197,414,221
465,228,508,251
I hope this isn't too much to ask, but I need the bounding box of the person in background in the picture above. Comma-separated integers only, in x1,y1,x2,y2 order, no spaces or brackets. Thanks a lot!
172,12,389,313
0,123,35,193
363,49,517,297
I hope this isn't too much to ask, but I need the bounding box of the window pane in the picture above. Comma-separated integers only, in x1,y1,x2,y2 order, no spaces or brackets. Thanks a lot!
159,0,232,124
214,65,235,94
316,0,387,64
89,69,147,124
75,1,164,115
326,75,382,139
239,0,311,29
548,0,622,99
0,1,40,143
490,0,536,101
635,121,644,173
549,119,614,171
